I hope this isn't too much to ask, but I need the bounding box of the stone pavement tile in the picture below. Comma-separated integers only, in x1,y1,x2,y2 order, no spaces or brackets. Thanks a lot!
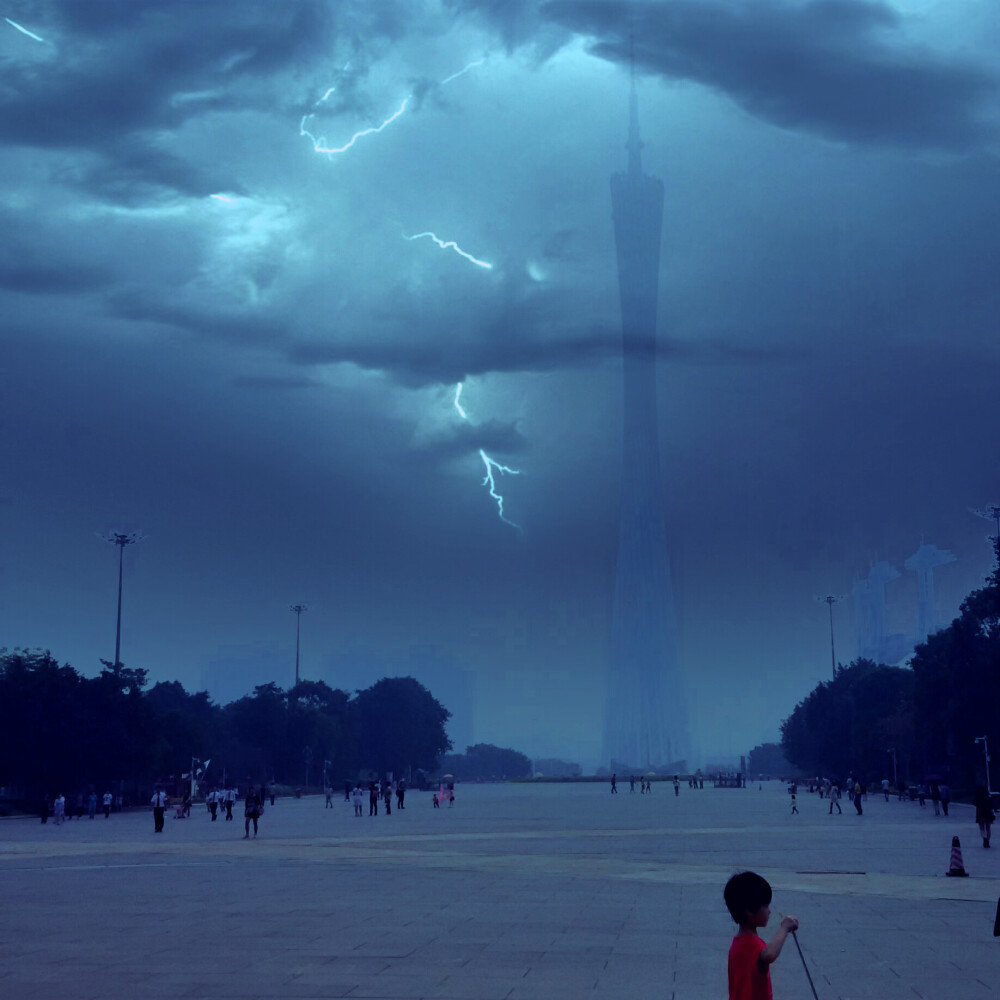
433,974,521,999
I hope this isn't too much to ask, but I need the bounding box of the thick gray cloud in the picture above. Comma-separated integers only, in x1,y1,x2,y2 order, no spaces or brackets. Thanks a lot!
542,0,997,149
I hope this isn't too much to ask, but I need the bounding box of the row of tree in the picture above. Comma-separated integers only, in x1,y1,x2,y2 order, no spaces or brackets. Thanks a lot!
0,649,452,801
779,540,1000,787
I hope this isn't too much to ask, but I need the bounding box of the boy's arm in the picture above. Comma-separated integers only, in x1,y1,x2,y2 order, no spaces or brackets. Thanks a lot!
757,917,799,971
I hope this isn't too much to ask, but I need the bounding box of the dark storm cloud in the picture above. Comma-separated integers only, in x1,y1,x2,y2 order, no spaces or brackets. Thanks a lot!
414,419,529,463
0,2,335,197
0,255,109,296
541,0,996,150
231,375,324,391
286,320,800,385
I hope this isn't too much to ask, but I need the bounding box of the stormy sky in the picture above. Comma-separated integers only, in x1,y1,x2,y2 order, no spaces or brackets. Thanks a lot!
4,0,999,768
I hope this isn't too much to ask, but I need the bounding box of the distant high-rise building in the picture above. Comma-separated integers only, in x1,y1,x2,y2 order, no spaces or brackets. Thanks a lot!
604,81,687,771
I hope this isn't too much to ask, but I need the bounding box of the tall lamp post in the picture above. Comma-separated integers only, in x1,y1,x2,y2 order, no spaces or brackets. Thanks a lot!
100,531,144,667
816,594,843,679
975,736,992,796
289,604,308,686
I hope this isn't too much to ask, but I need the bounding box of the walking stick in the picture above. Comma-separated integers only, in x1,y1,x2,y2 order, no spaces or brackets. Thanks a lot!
792,931,820,1000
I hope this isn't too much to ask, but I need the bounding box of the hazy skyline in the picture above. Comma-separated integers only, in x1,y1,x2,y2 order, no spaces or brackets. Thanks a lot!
4,0,999,768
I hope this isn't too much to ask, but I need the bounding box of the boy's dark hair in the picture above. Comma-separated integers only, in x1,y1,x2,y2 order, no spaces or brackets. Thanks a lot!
724,871,772,923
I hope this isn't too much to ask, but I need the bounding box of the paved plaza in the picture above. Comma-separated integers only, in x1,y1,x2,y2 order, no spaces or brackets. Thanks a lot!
1,781,997,999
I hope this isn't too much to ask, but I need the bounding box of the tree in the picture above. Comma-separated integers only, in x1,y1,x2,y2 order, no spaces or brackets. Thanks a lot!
911,537,1000,783
352,677,451,776
437,743,532,780
780,659,913,780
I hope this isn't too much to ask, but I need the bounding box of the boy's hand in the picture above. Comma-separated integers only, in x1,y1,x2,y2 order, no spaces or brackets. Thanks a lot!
780,916,799,933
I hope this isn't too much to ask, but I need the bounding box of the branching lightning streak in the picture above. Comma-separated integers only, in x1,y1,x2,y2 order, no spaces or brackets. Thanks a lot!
303,97,409,156
405,232,492,270
454,382,520,529
301,57,484,159
479,450,520,527
5,17,44,41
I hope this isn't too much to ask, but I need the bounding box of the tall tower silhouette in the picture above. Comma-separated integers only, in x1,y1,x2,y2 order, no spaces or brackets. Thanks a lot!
604,79,687,771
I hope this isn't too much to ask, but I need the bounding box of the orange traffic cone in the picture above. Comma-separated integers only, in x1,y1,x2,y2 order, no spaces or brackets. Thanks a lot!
946,835,969,877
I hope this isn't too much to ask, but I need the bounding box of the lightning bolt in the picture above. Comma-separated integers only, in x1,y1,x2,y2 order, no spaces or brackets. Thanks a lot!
405,232,493,270
453,383,468,419
440,58,486,85
210,193,234,204
5,17,44,41
454,382,520,529
301,57,484,160
304,97,410,157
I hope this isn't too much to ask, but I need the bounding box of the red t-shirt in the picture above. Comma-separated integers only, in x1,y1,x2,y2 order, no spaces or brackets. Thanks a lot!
728,932,771,1000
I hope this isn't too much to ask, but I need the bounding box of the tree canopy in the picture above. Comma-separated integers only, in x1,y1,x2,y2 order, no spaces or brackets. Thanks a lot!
0,650,453,801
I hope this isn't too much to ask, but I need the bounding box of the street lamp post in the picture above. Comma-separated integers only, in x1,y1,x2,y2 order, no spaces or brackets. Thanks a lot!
289,604,308,686
975,736,992,795
100,531,144,667
887,747,897,789
816,594,843,679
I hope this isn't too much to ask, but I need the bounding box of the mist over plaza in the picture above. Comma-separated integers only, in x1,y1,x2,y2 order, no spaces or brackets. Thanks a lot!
4,0,1000,771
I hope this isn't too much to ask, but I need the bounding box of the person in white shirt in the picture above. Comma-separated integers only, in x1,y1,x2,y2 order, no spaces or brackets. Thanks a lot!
151,788,168,832
102,790,112,819
53,793,66,826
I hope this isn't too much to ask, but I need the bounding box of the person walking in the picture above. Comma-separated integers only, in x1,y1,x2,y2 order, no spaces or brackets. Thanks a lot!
611,773,617,794
53,793,65,825
224,787,235,821
102,790,112,818
939,782,951,816
396,779,406,810
973,785,994,847
40,794,50,824
930,780,941,816
383,781,392,816
369,781,379,816
790,792,798,815
87,791,97,819
151,788,168,833
881,777,890,802
673,775,680,797
352,784,363,817
852,780,863,816
324,784,333,808
208,789,218,821
828,782,842,814
243,784,261,839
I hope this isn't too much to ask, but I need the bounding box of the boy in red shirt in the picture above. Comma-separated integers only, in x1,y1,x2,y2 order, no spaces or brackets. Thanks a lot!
724,871,798,1000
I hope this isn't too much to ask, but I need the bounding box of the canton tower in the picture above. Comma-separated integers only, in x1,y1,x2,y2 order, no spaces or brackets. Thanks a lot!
604,79,687,771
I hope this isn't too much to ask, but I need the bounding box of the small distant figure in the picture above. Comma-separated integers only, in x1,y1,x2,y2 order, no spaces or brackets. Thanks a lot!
225,787,235,821
53,793,65,825
40,794,50,824
673,775,680,797
87,791,97,819
724,871,798,1000
930,780,941,816
917,783,926,807
828,783,842,815
102,790,112,819
269,786,275,806
853,780,863,816
344,780,352,802
939,782,951,816
629,775,635,793
881,777,890,802
790,792,798,815
243,784,261,839
396,779,406,810
324,785,333,808
974,785,994,847
383,781,392,816
369,781,379,816
352,784,363,817
208,789,219,821
151,788,168,833
611,773,617,794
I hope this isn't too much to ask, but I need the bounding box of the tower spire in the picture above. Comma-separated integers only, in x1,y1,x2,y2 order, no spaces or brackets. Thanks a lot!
626,37,643,175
